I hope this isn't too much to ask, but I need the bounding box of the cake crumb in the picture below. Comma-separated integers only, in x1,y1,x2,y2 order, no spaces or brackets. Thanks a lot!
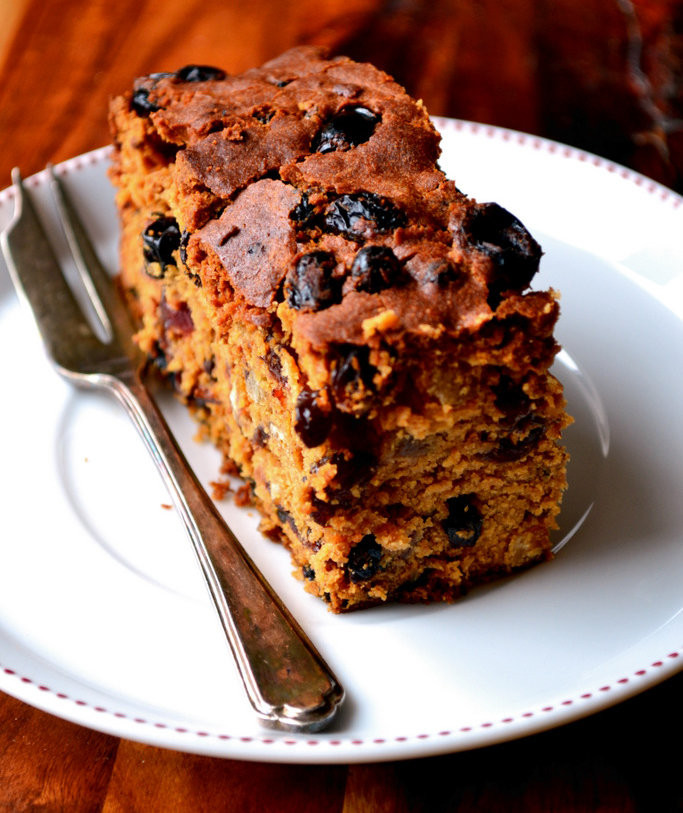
221,458,241,477
362,309,400,338
210,479,233,500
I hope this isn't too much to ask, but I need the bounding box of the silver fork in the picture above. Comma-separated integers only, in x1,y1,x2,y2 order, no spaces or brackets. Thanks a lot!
0,165,344,733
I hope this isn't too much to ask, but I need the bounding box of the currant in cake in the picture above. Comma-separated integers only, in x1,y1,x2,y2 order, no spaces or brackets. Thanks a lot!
109,46,571,611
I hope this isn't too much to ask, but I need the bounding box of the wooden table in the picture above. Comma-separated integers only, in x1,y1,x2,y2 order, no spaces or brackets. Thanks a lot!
1,1,681,810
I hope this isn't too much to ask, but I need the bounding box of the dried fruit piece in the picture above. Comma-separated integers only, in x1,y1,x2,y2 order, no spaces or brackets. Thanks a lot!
329,450,376,491
468,203,541,306
312,106,380,153
130,72,176,116
175,65,227,82
290,192,316,225
423,258,458,286
350,245,402,293
265,346,286,385
442,495,482,547
131,88,160,117
276,506,298,534
330,345,376,403
284,251,341,311
324,192,406,241
294,389,332,447
160,296,194,338
308,491,335,525
252,426,269,447
142,217,181,276
485,420,545,462
346,535,382,582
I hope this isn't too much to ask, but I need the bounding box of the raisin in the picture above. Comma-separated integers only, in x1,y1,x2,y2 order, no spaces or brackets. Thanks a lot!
284,251,341,311
467,203,541,307
130,71,176,117
252,426,269,447
493,376,531,425
291,193,316,224
175,65,226,82
276,506,298,534
331,346,376,400
350,245,402,293
485,421,545,462
309,450,375,507
312,106,380,153
309,492,335,524
189,385,218,410
294,389,332,447
346,534,382,582
265,347,286,386
490,376,545,457
131,88,160,117
302,565,316,581
423,258,458,286
330,450,376,491
324,192,406,241
142,216,181,276
160,297,194,337
442,495,482,547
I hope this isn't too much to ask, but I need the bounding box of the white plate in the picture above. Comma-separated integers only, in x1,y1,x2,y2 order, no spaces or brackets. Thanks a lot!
0,118,681,764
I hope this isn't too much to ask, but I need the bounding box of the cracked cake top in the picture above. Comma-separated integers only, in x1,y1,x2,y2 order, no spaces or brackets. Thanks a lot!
110,46,554,359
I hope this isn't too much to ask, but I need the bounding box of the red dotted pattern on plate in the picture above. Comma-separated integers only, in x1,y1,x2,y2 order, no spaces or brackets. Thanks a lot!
0,133,682,750
1,653,680,747
435,118,683,208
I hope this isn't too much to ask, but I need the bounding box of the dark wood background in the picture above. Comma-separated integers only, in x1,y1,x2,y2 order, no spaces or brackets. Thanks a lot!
1,0,682,810
2,0,683,192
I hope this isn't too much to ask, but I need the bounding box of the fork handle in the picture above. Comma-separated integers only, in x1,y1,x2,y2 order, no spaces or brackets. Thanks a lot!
105,372,344,733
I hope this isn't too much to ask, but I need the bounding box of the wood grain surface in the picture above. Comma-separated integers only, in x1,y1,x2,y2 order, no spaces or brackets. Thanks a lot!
1,1,682,810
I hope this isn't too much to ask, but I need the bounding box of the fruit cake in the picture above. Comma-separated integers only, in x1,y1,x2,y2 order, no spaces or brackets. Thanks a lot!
108,46,571,612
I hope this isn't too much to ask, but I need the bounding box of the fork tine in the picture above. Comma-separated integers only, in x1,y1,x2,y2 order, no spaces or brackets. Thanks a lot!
47,165,140,357
0,168,103,371
47,164,113,342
